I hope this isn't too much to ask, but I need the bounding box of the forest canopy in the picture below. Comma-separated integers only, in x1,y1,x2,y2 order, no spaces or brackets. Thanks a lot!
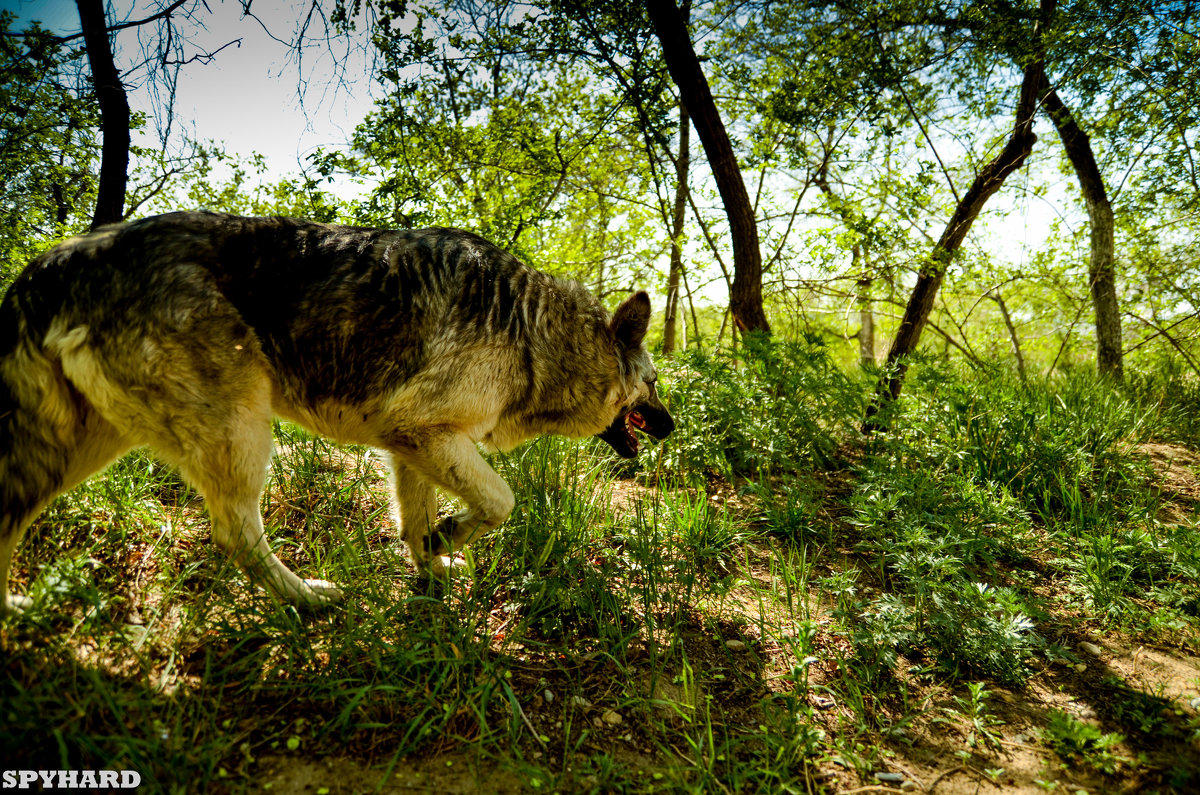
3,0,1200,389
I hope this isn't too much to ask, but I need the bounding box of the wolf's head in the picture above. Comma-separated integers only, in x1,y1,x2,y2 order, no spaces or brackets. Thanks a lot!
597,292,675,459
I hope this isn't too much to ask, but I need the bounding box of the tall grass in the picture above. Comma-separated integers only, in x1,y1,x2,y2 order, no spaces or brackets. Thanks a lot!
3,348,1198,791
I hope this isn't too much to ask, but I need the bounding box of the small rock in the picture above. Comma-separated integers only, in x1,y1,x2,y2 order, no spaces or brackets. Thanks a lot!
601,710,623,726
571,695,593,709
1078,641,1104,658
725,639,748,652
543,689,554,703
900,781,919,792
1074,663,1088,673
874,771,905,783
1189,697,1200,711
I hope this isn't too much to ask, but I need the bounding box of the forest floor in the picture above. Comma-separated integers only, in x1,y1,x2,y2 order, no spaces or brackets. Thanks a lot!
3,422,1200,794
252,441,1200,795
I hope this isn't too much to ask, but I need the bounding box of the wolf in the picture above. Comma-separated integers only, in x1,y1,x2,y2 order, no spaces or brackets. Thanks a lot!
0,211,674,614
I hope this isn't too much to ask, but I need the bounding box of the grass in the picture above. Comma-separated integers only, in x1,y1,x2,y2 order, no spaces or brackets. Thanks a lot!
3,341,1200,793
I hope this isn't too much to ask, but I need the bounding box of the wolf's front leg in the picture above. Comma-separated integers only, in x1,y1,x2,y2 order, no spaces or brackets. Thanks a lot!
387,431,515,577
385,458,442,573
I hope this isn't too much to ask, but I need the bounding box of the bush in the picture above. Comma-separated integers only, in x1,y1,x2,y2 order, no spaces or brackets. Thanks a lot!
651,334,863,480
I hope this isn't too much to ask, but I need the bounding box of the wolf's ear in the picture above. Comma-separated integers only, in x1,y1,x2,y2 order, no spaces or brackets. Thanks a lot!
611,291,651,348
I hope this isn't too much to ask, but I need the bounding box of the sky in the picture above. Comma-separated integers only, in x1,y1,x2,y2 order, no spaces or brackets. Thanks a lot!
2,0,379,193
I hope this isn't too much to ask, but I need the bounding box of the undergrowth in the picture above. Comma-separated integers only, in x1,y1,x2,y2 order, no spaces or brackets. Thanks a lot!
3,341,1199,793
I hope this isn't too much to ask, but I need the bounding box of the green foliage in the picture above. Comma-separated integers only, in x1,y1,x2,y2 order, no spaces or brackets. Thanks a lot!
873,363,1160,540
652,335,862,479
318,0,664,285
486,438,639,643
0,12,98,277
1043,709,1126,774
7,359,1200,790
141,147,346,221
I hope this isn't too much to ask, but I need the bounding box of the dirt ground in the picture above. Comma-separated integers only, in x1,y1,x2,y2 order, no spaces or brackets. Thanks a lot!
246,442,1200,794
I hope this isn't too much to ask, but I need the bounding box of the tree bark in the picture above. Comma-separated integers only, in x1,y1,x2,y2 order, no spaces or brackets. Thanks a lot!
992,289,1027,383
1039,82,1123,380
644,0,771,335
663,102,690,354
813,159,876,367
863,36,1045,431
857,271,875,366
76,0,130,229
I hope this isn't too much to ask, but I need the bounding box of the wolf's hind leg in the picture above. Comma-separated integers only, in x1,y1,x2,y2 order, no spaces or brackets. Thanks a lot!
53,300,342,609
0,527,34,616
387,431,515,577
1,407,131,617
174,410,343,609
67,343,342,609
385,457,440,573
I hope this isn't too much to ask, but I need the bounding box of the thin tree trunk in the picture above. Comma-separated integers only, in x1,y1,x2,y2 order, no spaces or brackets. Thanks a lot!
76,0,130,229
645,0,770,336
813,161,876,367
863,22,1046,431
991,289,1027,383
857,270,875,366
681,261,702,351
1039,81,1123,380
663,102,691,355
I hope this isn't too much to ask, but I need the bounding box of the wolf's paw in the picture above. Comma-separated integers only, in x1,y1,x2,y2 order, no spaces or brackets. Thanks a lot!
429,554,468,578
293,578,344,609
1,593,33,617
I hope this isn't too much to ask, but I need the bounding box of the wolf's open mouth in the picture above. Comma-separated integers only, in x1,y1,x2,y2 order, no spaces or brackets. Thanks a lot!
624,410,647,452
597,402,672,459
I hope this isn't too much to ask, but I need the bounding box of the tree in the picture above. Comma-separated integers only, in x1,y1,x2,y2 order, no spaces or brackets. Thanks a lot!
864,1,1050,430
75,0,131,228
645,0,770,335
1039,80,1121,379
661,101,690,353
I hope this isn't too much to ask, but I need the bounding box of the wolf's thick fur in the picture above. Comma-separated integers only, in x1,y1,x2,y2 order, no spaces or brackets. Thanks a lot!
0,211,673,613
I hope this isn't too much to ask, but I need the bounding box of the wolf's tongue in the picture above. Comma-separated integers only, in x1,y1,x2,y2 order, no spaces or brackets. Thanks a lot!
624,413,640,452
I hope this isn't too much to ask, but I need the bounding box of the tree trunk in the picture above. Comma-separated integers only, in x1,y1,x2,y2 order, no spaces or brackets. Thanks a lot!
992,289,1027,383
1039,82,1123,380
857,271,875,366
644,0,770,335
813,162,876,367
76,0,130,229
863,40,1045,431
663,102,690,355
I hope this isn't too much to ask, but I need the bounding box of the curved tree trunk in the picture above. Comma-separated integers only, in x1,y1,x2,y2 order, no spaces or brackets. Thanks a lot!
76,0,130,229
1039,82,1123,380
645,0,770,335
663,102,691,355
864,39,1045,431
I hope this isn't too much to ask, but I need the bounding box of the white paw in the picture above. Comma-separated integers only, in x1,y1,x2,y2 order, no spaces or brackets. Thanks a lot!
429,554,468,578
295,578,344,608
2,593,33,616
